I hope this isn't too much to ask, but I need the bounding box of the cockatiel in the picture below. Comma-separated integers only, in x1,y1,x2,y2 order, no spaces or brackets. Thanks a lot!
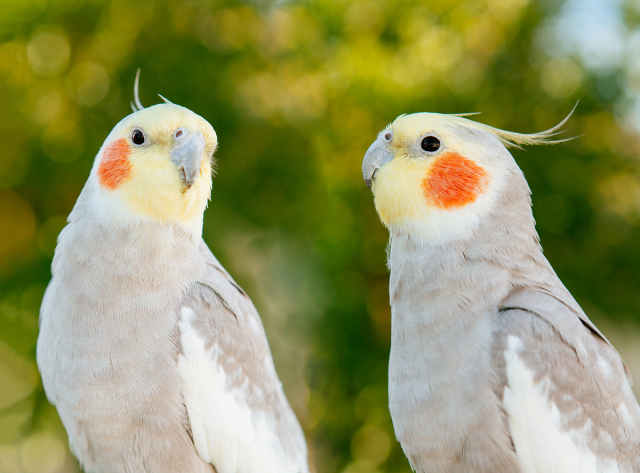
362,111,640,473
37,94,309,473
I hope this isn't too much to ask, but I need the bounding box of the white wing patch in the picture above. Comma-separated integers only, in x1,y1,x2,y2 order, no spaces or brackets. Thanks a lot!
502,335,620,473
177,307,290,473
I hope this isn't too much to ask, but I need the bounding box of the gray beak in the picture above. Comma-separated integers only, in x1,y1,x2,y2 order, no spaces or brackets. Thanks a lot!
362,140,393,189
170,130,205,188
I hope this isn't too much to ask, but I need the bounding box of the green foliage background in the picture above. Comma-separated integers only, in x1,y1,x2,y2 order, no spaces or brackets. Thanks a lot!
1,0,640,471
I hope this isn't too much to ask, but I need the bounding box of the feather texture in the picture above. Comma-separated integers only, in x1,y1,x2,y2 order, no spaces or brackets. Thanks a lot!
366,111,640,472
177,242,309,473
37,103,308,473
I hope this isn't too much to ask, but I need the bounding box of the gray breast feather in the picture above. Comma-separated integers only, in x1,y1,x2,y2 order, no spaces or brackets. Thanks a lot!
494,289,640,470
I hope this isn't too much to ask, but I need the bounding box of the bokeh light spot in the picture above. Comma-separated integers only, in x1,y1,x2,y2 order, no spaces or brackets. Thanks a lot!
67,62,110,106
27,32,70,77
29,87,64,125
346,2,386,38
351,424,391,466
597,174,640,219
19,431,66,473
0,341,37,411
541,58,584,98
0,443,21,472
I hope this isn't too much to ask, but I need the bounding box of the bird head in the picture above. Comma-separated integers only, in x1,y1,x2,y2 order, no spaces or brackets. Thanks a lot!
87,102,218,237
363,111,572,244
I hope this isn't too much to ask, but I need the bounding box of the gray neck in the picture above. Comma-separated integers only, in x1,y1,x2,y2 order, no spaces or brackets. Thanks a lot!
385,170,558,469
54,182,206,336
388,169,552,308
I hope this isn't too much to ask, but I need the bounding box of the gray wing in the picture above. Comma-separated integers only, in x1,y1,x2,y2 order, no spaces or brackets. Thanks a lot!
177,239,309,473
493,288,640,472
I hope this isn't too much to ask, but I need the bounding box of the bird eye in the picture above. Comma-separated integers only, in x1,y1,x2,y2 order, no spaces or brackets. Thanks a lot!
421,136,440,152
131,129,145,145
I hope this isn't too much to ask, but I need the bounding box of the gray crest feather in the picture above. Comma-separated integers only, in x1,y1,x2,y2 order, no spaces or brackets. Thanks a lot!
130,68,144,113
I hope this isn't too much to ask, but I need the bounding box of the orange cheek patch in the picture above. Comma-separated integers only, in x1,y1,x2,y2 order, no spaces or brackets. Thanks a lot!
422,152,489,209
98,138,132,190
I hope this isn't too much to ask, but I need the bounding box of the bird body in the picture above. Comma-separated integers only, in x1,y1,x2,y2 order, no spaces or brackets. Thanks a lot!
37,102,308,473
363,112,640,472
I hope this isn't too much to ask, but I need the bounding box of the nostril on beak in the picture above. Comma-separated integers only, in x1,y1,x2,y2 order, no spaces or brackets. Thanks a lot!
174,128,188,140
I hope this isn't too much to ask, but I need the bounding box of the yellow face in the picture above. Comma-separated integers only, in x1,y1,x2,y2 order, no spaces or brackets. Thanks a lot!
372,150,435,228
93,103,218,230
365,113,501,243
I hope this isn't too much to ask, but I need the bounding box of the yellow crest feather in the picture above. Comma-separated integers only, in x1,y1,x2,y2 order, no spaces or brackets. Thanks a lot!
439,102,579,149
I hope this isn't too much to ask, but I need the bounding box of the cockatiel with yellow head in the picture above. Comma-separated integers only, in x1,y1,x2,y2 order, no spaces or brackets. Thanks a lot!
363,111,640,472
37,93,309,473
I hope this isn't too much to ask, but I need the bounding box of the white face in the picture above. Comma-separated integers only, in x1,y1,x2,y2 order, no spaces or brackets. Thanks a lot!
88,103,218,235
365,113,513,245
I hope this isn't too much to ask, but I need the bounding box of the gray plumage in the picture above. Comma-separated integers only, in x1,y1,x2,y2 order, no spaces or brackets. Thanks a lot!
363,112,640,472
37,104,308,473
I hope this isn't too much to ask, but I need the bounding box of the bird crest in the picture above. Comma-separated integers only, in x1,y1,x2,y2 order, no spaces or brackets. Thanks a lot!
130,69,174,113
436,102,579,149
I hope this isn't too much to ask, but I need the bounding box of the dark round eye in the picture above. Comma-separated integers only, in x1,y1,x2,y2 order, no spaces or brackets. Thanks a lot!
131,129,145,145
421,136,440,152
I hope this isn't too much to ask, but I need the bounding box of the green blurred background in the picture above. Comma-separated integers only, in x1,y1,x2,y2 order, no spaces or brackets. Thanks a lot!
1,0,640,471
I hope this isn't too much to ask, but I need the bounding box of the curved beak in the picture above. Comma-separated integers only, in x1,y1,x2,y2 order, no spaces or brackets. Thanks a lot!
170,131,205,188
362,141,393,189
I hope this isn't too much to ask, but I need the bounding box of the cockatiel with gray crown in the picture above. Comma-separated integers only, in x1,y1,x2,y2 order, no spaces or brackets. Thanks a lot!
362,109,640,472
37,81,309,473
